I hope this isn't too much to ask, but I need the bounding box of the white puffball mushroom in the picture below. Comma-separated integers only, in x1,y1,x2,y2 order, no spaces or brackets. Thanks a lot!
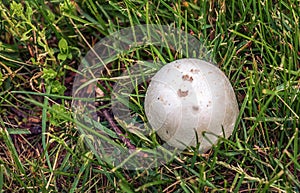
145,58,239,152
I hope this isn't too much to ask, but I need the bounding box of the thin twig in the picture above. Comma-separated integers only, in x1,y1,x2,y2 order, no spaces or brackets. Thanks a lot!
102,109,136,151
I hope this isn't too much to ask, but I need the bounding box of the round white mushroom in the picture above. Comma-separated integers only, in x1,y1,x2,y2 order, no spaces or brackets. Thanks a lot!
145,58,239,152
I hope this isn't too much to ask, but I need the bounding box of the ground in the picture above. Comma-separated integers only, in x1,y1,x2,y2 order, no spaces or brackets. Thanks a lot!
0,0,299,192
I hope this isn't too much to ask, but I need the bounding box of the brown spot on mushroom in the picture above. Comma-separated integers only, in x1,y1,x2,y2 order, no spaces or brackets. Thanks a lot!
177,89,189,97
158,96,168,105
190,68,200,74
206,101,212,107
192,106,199,111
182,74,193,82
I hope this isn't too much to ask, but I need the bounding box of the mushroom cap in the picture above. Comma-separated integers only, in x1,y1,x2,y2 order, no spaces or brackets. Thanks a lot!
145,58,239,152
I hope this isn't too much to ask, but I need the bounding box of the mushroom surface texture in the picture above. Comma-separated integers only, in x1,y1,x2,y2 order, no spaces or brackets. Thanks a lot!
144,58,239,152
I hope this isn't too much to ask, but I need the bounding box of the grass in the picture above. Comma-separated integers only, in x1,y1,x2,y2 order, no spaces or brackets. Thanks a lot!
0,0,299,192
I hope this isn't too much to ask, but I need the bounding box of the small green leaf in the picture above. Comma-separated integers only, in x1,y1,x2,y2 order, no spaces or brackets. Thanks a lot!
10,2,24,17
58,53,67,61
58,38,68,52
49,104,70,126
51,80,66,95
67,53,72,59
42,68,57,82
